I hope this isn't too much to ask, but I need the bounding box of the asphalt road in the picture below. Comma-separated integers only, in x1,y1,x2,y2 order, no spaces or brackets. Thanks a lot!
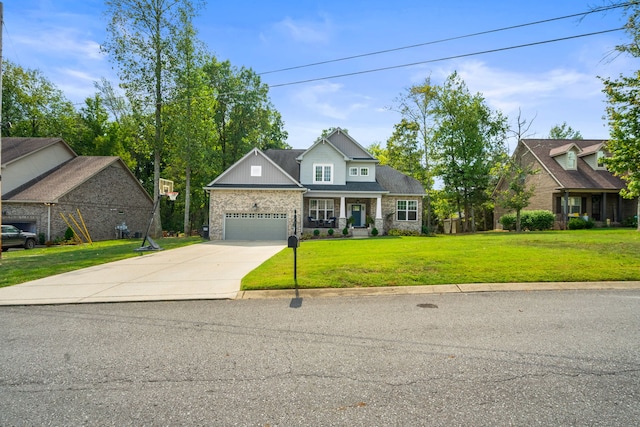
1,290,639,426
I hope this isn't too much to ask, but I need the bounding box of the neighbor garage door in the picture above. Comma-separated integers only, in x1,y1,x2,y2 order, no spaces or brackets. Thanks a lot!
224,213,288,240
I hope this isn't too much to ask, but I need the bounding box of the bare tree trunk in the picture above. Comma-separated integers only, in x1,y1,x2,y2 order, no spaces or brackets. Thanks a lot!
184,165,192,236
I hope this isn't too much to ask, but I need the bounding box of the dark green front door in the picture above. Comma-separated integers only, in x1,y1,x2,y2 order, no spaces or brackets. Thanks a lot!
351,205,362,226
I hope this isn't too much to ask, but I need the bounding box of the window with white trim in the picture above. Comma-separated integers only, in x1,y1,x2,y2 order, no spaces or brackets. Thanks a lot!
397,200,418,221
562,197,582,216
314,164,333,183
596,151,606,169
349,167,358,176
309,199,335,220
566,151,577,170
360,167,369,176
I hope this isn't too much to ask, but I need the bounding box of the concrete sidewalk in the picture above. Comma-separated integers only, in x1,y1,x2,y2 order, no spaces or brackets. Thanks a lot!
0,241,286,305
2,240,639,306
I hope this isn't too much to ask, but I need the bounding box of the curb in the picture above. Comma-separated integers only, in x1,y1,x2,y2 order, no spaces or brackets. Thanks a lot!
237,281,640,299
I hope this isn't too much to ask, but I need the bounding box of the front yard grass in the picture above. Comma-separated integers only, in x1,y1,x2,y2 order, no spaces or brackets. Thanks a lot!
0,237,202,288
242,229,640,290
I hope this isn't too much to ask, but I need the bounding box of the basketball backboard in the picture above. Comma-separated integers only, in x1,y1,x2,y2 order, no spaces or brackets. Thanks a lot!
159,178,174,195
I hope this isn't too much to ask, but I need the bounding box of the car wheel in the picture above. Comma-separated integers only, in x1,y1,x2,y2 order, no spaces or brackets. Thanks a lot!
24,239,36,250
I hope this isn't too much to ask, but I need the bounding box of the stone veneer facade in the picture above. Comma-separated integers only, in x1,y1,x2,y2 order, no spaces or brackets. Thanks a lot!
381,195,423,233
209,189,305,240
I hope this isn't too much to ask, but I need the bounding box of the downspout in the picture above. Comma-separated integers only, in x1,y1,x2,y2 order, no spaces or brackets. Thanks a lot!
47,203,51,241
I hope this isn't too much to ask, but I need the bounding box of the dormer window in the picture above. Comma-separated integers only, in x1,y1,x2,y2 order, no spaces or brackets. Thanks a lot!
349,167,358,176
566,151,577,170
314,164,333,184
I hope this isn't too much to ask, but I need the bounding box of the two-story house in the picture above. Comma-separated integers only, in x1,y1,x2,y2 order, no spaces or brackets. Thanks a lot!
205,128,425,240
493,138,638,229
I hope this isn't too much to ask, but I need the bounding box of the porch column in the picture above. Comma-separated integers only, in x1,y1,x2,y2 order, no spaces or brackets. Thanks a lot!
617,194,623,223
338,196,347,230
602,192,607,224
563,191,569,229
376,196,382,219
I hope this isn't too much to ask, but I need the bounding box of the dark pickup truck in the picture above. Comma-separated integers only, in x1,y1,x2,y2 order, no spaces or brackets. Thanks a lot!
2,225,37,251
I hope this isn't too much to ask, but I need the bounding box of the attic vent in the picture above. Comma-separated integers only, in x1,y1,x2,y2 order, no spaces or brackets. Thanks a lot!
251,165,262,177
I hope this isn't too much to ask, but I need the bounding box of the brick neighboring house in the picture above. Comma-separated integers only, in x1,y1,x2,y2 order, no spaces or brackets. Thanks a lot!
493,138,638,229
1,137,153,241
205,128,425,240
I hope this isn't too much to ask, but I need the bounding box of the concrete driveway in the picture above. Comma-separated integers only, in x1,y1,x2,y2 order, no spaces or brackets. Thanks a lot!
0,241,286,305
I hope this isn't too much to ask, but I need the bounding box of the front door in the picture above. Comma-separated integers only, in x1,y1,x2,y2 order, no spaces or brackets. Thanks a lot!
351,204,363,227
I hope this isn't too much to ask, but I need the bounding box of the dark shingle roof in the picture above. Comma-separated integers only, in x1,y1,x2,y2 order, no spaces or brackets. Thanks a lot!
264,149,424,195
376,165,425,195
5,156,122,203
522,139,627,191
306,182,387,192
264,149,304,180
1,137,74,165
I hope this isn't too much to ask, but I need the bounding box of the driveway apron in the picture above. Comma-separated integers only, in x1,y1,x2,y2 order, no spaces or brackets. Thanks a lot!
0,241,285,305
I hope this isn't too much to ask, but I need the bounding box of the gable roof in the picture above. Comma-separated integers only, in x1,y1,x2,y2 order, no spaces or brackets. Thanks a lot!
205,147,303,189
521,139,626,191
324,127,377,160
296,128,378,162
1,137,76,165
4,156,149,203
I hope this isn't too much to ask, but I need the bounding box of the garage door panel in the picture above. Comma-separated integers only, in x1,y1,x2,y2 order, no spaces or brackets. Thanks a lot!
224,213,287,240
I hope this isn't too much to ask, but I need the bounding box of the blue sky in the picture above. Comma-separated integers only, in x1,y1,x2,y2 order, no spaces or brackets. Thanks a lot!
3,1,637,151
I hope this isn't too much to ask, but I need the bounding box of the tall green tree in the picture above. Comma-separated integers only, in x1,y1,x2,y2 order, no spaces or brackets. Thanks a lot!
392,78,439,233
202,58,288,175
103,0,203,236
548,122,582,139
432,72,508,232
602,1,640,231
385,119,427,182
602,73,640,230
1,60,78,141
164,13,209,235
601,1,640,231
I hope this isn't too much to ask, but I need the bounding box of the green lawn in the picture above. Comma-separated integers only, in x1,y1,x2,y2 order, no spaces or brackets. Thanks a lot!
242,229,640,290
0,237,203,288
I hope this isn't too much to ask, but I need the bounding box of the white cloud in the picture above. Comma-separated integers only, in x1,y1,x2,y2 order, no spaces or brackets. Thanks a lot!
290,82,370,120
272,15,332,44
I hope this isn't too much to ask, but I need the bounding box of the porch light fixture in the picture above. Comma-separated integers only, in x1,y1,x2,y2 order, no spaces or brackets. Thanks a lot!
253,203,258,210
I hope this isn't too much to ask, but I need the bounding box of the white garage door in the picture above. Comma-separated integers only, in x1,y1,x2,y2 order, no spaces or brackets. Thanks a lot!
224,213,288,240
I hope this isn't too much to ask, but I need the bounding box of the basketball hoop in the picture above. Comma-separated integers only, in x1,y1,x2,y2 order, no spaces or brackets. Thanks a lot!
166,192,179,201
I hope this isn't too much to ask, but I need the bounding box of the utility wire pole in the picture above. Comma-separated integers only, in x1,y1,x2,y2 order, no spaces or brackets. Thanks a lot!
0,2,4,259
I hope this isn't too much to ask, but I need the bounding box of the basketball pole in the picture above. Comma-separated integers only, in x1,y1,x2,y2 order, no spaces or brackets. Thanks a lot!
0,3,4,260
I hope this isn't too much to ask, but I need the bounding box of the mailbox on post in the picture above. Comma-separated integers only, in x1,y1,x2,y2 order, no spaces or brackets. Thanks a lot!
288,235,299,248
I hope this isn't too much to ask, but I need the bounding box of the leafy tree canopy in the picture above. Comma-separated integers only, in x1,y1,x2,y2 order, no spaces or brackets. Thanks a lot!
548,122,582,139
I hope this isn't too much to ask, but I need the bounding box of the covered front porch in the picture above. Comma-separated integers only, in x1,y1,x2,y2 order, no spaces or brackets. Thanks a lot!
554,190,637,228
303,193,384,234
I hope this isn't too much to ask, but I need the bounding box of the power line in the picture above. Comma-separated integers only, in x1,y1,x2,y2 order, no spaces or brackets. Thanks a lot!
258,2,632,76
267,28,625,89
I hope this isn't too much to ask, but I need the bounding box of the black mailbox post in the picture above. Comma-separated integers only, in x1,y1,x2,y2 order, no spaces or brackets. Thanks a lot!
288,235,299,283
